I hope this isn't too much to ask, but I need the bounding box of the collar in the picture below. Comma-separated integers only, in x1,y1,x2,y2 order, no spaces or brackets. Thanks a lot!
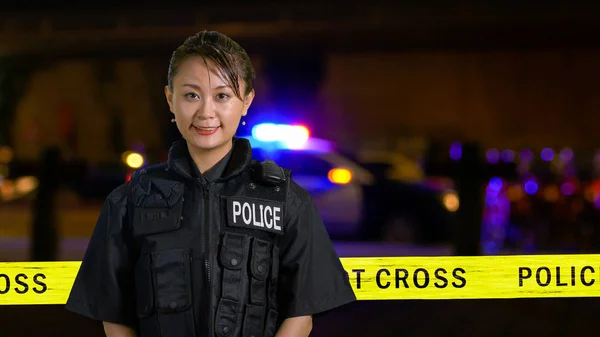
167,137,253,182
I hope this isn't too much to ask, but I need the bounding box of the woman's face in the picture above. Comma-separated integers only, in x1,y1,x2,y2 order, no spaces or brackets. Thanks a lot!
165,56,254,155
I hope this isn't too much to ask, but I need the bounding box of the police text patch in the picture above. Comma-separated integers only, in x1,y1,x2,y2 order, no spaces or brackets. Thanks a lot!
226,197,284,235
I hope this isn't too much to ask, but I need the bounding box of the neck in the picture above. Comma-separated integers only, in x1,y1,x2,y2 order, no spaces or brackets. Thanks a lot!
187,139,233,174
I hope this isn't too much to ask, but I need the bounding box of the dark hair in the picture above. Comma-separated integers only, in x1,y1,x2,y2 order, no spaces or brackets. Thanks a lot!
167,30,255,100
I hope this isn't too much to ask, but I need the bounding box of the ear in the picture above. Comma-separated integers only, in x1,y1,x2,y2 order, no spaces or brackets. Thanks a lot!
241,89,255,117
164,85,174,113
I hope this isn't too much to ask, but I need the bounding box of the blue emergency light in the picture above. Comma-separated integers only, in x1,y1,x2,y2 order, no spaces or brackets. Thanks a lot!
251,123,310,149
246,123,334,153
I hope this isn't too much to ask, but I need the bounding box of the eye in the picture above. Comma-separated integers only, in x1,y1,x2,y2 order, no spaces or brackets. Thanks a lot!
186,92,199,100
216,93,230,101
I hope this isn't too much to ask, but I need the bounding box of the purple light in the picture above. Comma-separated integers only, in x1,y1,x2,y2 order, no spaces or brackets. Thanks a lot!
450,142,462,161
501,150,515,162
489,214,502,225
520,149,534,162
488,177,503,192
486,195,499,205
486,149,500,164
541,148,554,162
483,242,498,254
559,148,574,162
524,180,538,195
560,182,575,196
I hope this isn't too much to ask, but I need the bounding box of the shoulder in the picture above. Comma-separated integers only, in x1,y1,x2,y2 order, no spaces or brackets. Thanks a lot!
275,164,314,215
248,158,312,211
287,179,313,211
129,162,169,182
105,182,131,207
107,162,171,206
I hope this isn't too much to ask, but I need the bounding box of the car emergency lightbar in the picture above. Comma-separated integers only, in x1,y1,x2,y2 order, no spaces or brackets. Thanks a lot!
246,123,334,153
252,123,310,149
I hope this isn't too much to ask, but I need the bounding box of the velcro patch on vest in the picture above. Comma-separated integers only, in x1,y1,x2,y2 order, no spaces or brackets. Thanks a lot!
226,197,284,235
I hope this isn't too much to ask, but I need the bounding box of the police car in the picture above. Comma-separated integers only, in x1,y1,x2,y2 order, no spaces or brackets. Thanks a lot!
244,123,455,243
244,123,374,239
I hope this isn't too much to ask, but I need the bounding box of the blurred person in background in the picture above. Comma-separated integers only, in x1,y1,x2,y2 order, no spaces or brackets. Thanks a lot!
64,30,355,337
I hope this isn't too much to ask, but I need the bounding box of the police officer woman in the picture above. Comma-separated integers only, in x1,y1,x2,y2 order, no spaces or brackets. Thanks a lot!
65,30,356,337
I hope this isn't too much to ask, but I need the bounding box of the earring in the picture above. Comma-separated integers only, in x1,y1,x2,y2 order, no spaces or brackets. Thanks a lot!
171,118,176,123
241,119,246,126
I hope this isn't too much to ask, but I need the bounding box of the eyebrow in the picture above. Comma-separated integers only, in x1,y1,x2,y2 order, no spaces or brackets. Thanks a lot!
182,83,232,90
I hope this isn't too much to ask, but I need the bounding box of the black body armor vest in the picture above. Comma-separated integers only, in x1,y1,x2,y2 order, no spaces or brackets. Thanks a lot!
127,159,291,337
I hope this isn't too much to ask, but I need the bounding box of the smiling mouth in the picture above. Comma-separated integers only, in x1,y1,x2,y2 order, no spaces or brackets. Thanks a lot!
193,125,220,136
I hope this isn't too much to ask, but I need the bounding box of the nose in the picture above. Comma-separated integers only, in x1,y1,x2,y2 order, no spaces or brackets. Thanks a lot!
195,97,216,119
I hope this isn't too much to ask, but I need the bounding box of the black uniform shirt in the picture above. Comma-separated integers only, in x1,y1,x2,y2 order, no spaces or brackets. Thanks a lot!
65,137,356,336
188,143,232,183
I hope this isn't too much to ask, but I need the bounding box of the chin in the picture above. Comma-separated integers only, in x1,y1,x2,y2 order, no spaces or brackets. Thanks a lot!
187,134,230,152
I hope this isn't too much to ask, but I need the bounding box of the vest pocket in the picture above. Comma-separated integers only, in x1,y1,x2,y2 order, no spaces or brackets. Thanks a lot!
219,232,248,304
215,232,248,337
219,233,246,271
215,298,239,337
134,248,195,337
264,247,279,337
250,238,271,305
263,309,279,337
251,239,271,281
132,180,185,237
151,248,192,312
242,304,265,337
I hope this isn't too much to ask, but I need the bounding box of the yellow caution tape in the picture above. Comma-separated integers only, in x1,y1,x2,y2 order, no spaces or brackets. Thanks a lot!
2,255,600,305
0,261,80,305
341,255,600,300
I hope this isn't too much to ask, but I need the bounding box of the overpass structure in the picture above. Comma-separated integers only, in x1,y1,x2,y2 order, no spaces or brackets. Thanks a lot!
1,2,600,57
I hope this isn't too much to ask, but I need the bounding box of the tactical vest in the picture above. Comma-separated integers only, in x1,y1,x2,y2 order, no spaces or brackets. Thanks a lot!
127,159,291,337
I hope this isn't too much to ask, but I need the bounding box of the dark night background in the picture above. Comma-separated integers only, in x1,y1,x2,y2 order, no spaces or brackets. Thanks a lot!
2,1,600,336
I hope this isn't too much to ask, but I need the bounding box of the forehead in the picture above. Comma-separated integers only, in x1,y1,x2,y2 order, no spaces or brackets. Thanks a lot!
174,56,227,85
